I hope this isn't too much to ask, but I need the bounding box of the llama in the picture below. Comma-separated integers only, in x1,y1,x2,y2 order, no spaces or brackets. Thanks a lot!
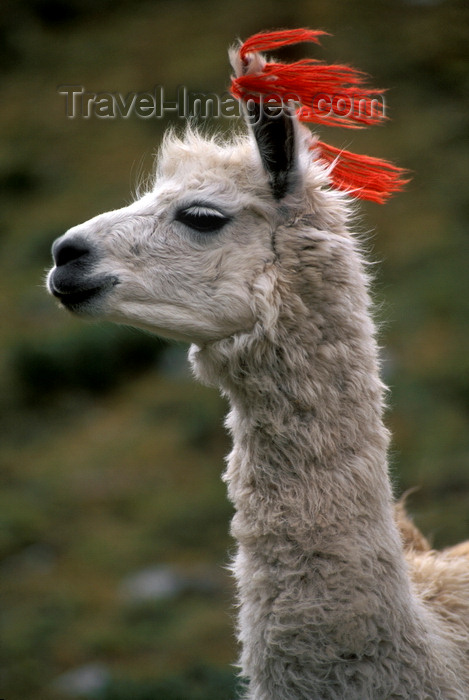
47,30,469,700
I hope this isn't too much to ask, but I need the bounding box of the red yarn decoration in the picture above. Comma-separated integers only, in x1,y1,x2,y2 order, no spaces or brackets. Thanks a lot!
239,28,327,61
316,141,409,204
231,28,408,203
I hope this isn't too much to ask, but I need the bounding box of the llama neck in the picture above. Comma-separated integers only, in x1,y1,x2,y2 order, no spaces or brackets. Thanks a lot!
194,252,396,551
190,244,458,698
223,303,395,555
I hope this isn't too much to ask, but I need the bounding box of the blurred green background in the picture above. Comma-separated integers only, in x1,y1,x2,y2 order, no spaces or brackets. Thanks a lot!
1,0,468,698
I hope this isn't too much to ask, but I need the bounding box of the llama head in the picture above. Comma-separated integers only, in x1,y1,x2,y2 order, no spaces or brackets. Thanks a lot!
47,29,405,346
47,112,337,344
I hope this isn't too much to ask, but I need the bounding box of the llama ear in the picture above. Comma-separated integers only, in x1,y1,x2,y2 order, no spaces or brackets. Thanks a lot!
246,102,299,200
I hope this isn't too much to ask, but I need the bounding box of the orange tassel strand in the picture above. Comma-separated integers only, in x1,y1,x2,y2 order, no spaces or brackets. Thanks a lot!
231,28,408,203
239,28,327,61
316,141,409,204
231,60,386,128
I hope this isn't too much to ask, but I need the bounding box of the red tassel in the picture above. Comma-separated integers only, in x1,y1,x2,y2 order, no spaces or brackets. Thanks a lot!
231,28,409,202
239,28,327,61
316,141,409,204
232,60,385,128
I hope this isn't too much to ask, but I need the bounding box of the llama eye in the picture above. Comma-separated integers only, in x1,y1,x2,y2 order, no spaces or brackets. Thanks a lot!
175,205,230,234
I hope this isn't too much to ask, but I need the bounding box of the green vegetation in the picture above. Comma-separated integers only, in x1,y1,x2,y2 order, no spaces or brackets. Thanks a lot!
1,1,468,698
99,665,243,700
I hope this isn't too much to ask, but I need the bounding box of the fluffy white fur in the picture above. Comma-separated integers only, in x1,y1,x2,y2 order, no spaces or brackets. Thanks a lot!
48,120,469,698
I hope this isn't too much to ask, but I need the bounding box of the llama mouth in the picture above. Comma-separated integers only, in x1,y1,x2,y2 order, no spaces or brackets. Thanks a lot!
52,285,104,307
48,272,118,311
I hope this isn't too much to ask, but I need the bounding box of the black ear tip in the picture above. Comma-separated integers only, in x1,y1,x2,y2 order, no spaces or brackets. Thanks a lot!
248,103,297,200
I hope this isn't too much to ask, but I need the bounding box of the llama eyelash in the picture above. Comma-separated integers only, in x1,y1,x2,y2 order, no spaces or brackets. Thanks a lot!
174,204,231,234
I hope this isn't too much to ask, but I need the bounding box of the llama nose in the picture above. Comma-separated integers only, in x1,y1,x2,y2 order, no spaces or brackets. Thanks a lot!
52,235,91,267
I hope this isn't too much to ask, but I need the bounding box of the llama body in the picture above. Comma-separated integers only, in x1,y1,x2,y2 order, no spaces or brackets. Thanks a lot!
47,32,469,699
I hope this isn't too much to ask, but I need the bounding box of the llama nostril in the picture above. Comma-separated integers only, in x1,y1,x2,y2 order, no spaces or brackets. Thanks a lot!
52,236,91,267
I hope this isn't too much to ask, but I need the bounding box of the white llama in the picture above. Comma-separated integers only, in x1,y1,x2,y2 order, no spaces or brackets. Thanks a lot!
47,30,469,700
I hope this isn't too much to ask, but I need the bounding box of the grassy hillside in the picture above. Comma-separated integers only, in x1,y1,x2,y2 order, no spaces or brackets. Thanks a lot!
1,1,468,698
